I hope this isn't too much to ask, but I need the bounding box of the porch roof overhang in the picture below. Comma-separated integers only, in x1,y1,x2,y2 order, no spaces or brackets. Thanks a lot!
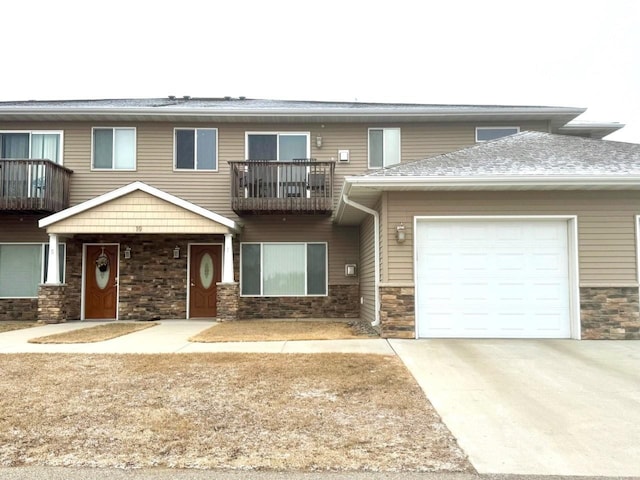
38,181,241,235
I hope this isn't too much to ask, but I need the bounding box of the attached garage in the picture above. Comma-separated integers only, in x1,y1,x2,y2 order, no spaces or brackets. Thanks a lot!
415,217,576,338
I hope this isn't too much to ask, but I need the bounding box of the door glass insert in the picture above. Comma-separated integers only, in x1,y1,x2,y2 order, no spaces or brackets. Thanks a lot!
95,263,110,290
200,253,214,289
95,249,110,290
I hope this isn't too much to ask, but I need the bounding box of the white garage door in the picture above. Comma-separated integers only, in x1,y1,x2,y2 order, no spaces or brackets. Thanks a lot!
416,219,571,338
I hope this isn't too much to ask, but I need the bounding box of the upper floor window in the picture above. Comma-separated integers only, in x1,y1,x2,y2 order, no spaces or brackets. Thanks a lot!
92,127,136,170
0,131,63,164
174,128,218,171
368,128,400,168
476,126,520,142
245,132,309,160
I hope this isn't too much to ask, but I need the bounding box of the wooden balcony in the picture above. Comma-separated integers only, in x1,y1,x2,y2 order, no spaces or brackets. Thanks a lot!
0,159,73,213
230,159,335,215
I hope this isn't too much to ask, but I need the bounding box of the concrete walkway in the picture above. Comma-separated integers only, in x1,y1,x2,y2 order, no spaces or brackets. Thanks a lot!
389,338,640,478
0,320,394,355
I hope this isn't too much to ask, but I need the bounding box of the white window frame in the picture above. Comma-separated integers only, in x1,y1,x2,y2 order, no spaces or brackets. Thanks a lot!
0,242,66,299
367,127,401,169
475,126,520,142
173,127,219,172
91,127,137,171
0,130,64,165
240,241,328,297
244,131,311,160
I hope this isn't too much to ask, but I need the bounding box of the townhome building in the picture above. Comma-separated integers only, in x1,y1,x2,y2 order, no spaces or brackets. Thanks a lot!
0,97,638,339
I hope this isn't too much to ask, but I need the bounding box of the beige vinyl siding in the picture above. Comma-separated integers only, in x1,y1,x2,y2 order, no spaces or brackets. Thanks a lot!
239,216,358,286
379,193,388,282
397,121,548,163
384,190,640,285
359,211,376,324
0,214,48,242
1,120,549,219
46,191,231,235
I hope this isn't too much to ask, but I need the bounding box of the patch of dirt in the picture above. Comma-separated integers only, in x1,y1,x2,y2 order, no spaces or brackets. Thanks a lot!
28,322,158,344
0,322,37,334
190,320,379,342
0,353,472,472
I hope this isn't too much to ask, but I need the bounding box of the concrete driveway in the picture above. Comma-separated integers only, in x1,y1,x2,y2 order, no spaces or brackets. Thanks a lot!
389,339,640,477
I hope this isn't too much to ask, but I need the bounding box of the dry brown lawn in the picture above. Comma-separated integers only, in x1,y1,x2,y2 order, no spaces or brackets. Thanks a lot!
190,320,378,342
0,353,472,472
0,322,37,334
28,322,158,344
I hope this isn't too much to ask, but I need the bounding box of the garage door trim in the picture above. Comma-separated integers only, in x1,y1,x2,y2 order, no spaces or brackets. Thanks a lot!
413,215,580,339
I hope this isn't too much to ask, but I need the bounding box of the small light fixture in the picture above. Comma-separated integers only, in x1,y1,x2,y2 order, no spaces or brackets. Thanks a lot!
123,245,131,259
173,245,180,259
316,136,323,148
396,223,406,243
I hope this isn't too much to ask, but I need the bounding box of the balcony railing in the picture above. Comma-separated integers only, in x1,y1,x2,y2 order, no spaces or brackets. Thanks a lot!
0,159,73,213
230,159,335,214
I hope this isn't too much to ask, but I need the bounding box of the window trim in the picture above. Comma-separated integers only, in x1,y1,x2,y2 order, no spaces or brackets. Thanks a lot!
475,126,520,142
367,127,401,169
0,242,66,299
244,131,311,160
173,127,219,172
91,127,137,171
0,130,64,165
240,241,328,297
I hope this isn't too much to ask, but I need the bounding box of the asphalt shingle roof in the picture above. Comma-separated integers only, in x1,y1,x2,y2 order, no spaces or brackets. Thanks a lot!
0,97,580,114
364,131,640,178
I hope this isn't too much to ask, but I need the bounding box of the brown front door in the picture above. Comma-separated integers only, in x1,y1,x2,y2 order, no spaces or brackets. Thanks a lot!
190,245,222,318
85,244,118,319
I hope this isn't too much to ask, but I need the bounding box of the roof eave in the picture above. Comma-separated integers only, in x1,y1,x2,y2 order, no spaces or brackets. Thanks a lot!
345,175,640,190
558,122,625,139
0,106,586,123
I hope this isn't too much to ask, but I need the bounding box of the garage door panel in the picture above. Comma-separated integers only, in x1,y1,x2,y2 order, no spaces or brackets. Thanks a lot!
532,253,566,272
496,253,526,271
417,219,571,338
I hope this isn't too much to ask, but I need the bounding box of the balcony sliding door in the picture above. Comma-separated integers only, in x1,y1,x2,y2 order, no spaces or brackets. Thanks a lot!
246,133,309,198
0,132,61,199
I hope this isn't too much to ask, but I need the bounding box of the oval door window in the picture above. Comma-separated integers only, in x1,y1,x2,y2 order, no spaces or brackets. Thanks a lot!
95,264,110,290
200,253,214,289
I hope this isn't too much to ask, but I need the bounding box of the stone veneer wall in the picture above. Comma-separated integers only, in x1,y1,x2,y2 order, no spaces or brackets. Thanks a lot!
580,287,640,339
37,284,67,324
63,235,228,321
217,282,239,321
238,284,359,319
379,286,415,339
0,299,39,321
117,237,187,321
64,239,83,320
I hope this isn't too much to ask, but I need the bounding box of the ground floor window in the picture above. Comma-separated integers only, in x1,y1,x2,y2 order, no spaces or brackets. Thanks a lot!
241,242,327,296
0,243,65,298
